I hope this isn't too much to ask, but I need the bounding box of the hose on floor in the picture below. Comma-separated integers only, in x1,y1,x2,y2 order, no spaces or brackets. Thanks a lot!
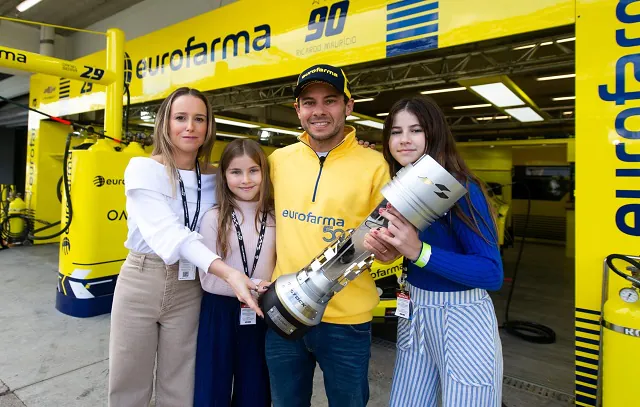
494,182,557,344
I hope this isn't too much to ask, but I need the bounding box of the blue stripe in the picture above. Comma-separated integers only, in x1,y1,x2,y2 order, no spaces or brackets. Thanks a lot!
387,0,425,11
576,345,599,356
617,169,640,176
386,23,438,42
387,12,438,31
617,190,640,198
577,336,600,346
576,383,597,396
387,2,438,21
386,35,438,57
576,317,600,325
576,326,600,336
576,307,601,316
576,355,598,366
576,374,598,386
576,364,598,376
576,394,596,405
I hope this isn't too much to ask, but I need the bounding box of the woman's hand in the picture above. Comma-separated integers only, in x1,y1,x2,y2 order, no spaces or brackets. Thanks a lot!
357,139,376,149
374,204,423,262
209,259,264,317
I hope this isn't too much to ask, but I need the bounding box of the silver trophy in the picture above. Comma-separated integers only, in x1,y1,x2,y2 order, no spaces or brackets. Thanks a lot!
259,154,468,339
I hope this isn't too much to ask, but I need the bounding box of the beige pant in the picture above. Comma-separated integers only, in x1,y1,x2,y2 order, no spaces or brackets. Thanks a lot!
108,251,203,407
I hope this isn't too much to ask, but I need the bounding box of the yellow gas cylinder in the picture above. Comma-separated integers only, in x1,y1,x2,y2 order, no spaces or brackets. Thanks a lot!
8,193,27,242
600,254,640,405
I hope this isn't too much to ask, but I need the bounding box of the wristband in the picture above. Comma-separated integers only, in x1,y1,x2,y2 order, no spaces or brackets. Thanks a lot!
413,243,432,267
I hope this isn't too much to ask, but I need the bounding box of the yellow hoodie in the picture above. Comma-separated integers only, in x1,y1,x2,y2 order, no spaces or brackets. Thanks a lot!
268,126,391,324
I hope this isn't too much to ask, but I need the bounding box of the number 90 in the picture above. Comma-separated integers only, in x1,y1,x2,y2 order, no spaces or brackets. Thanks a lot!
305,0,350,42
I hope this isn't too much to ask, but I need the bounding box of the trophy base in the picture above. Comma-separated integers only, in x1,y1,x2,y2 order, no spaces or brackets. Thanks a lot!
259,283,314,340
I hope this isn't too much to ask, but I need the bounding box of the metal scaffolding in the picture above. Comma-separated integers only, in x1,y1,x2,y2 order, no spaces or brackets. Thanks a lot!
126,33,575,116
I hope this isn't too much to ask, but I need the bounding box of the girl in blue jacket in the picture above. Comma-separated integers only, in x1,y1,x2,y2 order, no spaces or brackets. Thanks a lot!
364,96,504,407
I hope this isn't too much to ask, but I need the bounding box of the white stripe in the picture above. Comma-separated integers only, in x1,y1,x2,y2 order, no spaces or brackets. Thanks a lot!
69,281,95,299
390,284,502,406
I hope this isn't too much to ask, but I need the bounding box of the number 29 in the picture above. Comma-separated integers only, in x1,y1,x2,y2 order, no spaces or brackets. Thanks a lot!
305,0,350,42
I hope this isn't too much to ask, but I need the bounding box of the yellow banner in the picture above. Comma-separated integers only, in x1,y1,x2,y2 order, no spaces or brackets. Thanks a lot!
30,0,574,116
575,0,640,404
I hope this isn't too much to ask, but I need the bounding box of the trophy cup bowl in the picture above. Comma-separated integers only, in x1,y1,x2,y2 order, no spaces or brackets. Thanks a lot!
259,154,468,340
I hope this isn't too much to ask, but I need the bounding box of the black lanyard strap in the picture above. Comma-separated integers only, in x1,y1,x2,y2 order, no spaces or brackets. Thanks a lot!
177,161,201,232
232,209,268,278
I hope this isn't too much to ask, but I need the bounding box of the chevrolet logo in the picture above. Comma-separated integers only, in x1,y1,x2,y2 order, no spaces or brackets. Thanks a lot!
418,176,451,199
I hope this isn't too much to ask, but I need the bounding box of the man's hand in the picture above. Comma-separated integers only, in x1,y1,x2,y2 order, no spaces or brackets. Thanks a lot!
374,204,423,262
363,227,401,263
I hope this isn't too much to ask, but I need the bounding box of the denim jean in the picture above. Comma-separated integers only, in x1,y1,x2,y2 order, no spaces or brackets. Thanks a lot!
265,321,372,407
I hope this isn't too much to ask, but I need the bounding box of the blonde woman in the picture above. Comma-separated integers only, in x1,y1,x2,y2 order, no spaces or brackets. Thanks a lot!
108,87,263,407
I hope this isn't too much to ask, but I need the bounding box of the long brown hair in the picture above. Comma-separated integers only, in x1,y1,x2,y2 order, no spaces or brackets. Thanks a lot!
382,96,498,244
215,139,274,259
152,87,216,195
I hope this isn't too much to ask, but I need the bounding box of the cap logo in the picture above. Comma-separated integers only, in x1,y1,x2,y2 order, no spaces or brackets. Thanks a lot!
300,67,339,81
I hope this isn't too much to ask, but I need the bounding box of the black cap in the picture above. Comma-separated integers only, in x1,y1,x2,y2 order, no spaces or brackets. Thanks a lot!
293,64,352,99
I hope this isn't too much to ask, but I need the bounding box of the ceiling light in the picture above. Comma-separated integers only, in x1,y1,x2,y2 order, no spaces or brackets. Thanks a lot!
504,107,544,122
513,41,553,50
261,127,302,136
217,132,249,139
346,115,360,120
470,82,524,107
16,0,43,12
420,87,466,95
563,111,573,115
354,98,374,103
476,115,509,121
355,120,383,129
376,113,389,117
215,117,260,128
537,73,575,81
552,96,576,101
557,37,575,43
453,103,492,110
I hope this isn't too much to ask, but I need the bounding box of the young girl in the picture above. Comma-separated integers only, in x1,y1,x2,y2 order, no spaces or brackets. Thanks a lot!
364,96,504,407
194,139,276,407
109,88,261,407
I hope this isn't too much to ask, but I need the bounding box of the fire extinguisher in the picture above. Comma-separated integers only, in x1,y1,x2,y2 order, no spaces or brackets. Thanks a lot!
599,253,640,406
7,193,27,244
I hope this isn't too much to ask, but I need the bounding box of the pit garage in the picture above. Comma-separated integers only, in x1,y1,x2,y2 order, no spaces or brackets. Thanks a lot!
0,1,634,406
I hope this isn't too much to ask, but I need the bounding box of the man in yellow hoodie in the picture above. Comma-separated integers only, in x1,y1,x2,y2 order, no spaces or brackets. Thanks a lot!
266,64,392,407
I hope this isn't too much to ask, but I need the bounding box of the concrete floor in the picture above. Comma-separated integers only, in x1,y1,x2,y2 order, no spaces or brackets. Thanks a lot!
0,243,575,407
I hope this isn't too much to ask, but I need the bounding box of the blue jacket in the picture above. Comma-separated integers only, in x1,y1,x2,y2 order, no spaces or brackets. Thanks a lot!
406,181,504,292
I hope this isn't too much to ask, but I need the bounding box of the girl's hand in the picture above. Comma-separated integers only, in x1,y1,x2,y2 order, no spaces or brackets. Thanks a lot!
209,259,263,317
375,204,423,262
252,279,272,294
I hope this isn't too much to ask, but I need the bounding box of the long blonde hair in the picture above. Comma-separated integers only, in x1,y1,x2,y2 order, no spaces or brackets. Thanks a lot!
152,87,216,195
215,139,274,260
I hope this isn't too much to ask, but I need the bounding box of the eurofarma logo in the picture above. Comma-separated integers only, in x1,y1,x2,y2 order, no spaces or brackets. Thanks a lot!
134,25,271,79
282,209,345,227
0,47,27,63
93,176,124,187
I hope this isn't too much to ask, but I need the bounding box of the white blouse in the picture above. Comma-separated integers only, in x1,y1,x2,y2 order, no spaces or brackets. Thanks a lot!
123,157,219,271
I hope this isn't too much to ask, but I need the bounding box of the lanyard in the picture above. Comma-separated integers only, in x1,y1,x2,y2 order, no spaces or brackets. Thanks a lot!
177,161,201,232
232,209,268,278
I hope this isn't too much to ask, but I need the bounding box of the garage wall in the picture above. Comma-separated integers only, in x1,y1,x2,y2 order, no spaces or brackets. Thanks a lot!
68,0,238,59
511,145,570,243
